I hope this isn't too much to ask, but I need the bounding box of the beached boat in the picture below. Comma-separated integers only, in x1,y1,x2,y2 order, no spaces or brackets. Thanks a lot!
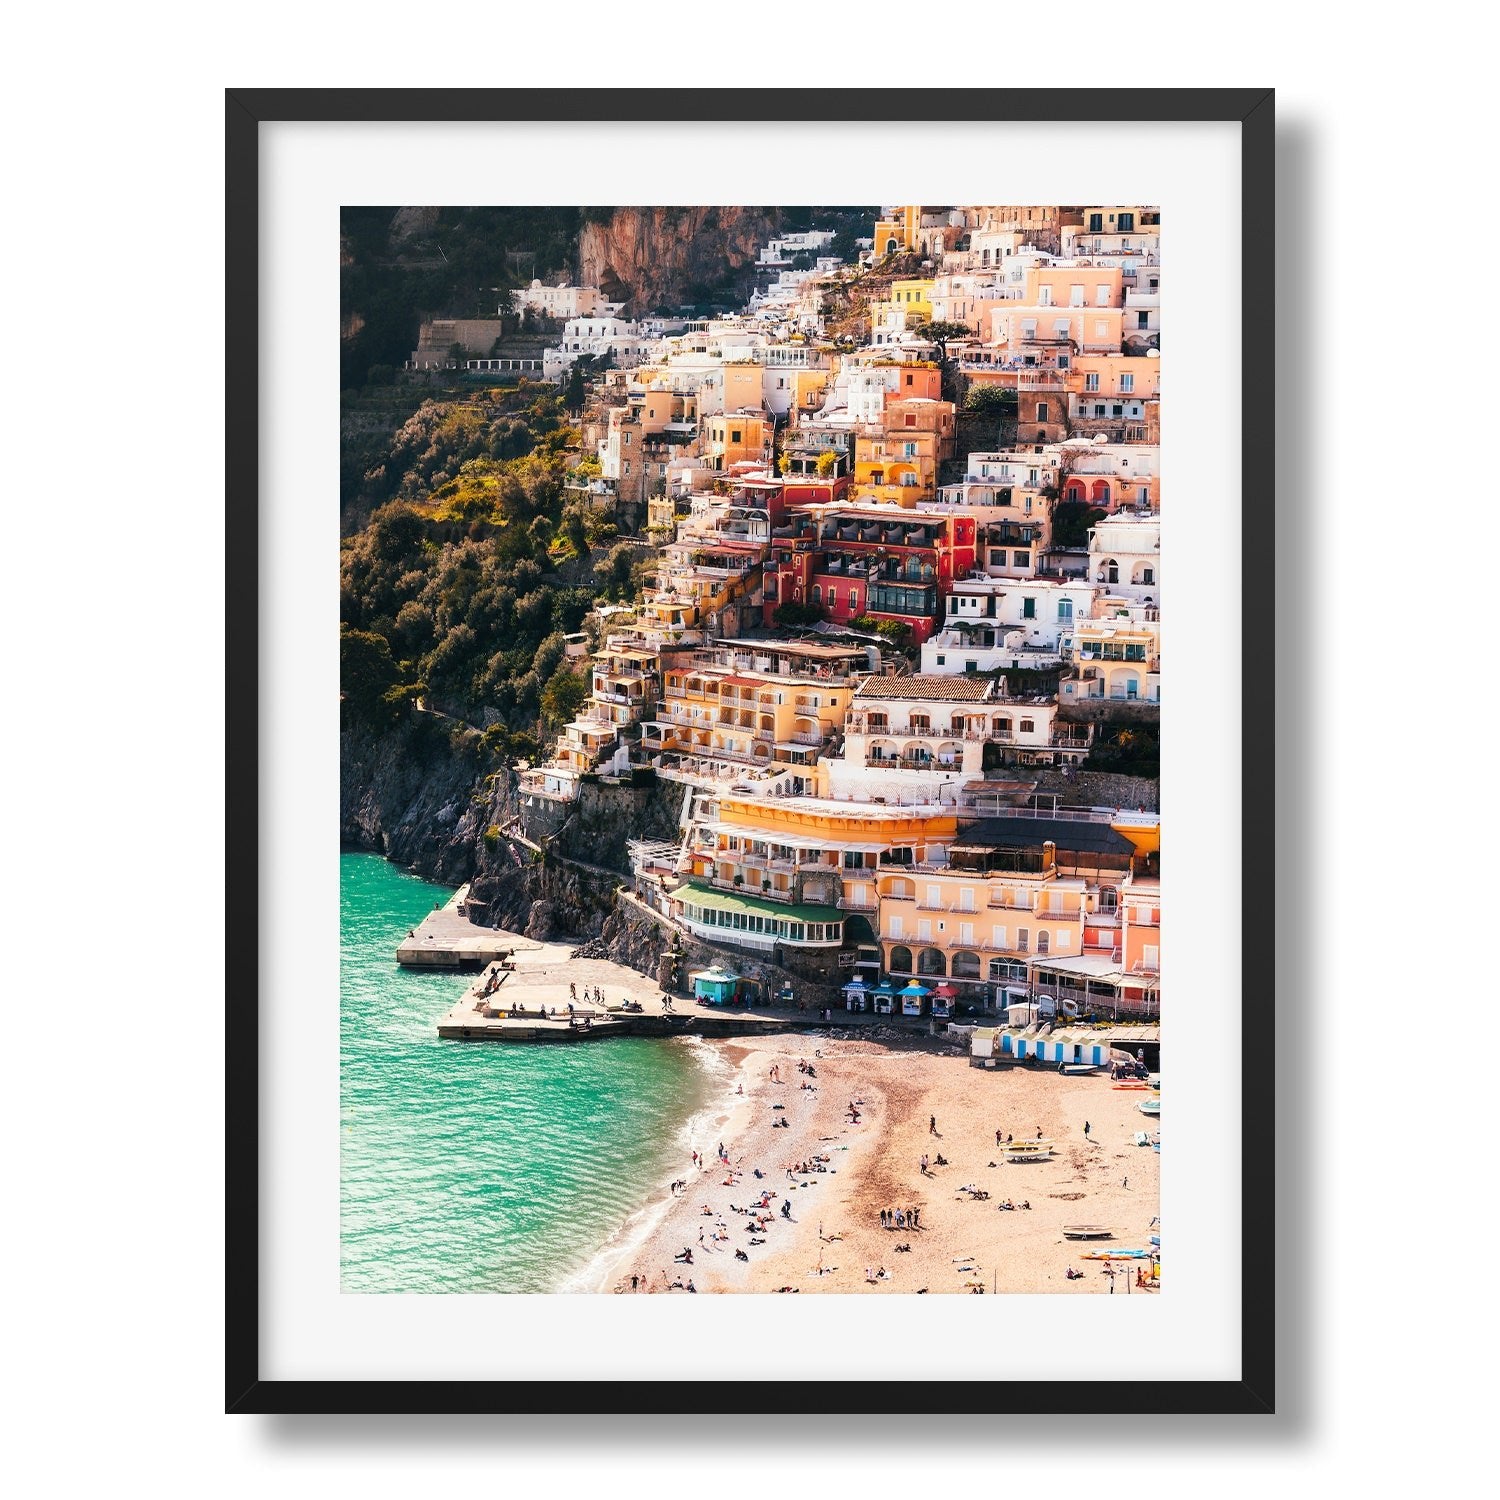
1005,1140,1055,1162
1080,1248,1153,1260
1137,1099,1161,1117
1060,1063,1098,1076
1062,1225,1113,1240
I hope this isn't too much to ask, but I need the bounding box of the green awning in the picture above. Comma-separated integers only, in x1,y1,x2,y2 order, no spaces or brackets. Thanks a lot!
672,882,842,925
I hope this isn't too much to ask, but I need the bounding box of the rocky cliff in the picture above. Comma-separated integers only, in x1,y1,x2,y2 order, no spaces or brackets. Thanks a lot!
577,206,780,313
341,720,691,944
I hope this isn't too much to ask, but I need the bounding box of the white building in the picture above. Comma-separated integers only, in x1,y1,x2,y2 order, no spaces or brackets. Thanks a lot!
1086,512,1161,602
921,577,1100,672
510,280,617,321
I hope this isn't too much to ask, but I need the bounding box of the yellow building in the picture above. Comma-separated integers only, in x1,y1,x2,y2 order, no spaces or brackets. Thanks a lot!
877,813,1148,1013
889,278,935,323
703,411,769,472
688,794,959,909
644,649,861,777
873,205,921,257
854,427,943,503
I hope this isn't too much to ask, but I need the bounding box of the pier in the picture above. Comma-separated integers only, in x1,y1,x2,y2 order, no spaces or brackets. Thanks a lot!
396,885,516,969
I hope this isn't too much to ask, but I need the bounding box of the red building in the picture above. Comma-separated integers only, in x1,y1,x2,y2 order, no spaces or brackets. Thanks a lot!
763,503,978,644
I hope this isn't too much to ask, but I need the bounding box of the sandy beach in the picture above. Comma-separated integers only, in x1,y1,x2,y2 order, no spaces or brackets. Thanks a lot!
590,1031,1160,1296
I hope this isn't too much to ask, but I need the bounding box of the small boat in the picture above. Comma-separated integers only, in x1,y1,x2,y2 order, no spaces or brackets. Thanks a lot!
1060,1063,1097,1076
1137,1099,1161,1117
1113,1081,1151,1090
1005,1140,1055,1162
1062,1225,1113,1240
1080,1248,1153,1260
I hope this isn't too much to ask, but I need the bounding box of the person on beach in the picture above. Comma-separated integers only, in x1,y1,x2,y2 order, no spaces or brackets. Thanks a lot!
879,1209,888,1230
1007,1133,1013,1145
1084,1120,1091,1137
1036,1127,1043,1139
930,1115,937,1135
569,983,577,1001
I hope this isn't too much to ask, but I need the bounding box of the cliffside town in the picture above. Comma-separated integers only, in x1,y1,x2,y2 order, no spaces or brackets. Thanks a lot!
497,204,1164,1025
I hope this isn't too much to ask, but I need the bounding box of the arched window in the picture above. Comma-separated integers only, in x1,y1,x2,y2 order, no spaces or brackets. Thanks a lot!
952,951,981,980
1036,932,1050,956
889,945,913,973
917,948,947,977
811,584,821,604
1098,558,1119,584
1091,480,1111,504
1064,481,1086,503
883,876,914,899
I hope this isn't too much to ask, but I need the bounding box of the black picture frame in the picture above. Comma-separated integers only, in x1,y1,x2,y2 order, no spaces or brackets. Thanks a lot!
226,86,1274,1416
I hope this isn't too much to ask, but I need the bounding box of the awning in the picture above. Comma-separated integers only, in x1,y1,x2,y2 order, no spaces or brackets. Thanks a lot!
672,882,842,924
933,983,957,998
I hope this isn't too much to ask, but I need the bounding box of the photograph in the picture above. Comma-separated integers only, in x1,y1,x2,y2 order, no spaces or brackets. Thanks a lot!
339,201,1166,1298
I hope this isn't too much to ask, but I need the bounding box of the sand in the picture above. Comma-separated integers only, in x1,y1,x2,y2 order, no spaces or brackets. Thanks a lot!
593,1032,1161,1296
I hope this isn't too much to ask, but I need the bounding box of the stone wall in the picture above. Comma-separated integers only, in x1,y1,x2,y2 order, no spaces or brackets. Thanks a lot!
1027,765,1159,813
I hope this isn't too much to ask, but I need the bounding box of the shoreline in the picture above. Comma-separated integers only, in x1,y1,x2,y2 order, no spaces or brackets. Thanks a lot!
586,1031,1161,1295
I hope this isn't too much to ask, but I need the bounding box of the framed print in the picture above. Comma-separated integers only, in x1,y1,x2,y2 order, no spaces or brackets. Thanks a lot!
227,87,1274,1414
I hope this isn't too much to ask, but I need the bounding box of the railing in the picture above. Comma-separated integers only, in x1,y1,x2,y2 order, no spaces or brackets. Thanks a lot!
837,896,879,911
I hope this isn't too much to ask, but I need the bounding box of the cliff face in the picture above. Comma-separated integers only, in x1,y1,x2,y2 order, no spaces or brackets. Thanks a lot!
577,206,780,313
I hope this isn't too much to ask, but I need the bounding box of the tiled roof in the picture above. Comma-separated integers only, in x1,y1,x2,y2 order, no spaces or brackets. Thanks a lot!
854,675,996,702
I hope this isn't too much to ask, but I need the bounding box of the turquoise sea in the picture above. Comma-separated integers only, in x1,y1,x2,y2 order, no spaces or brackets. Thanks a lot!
340,852,715,1293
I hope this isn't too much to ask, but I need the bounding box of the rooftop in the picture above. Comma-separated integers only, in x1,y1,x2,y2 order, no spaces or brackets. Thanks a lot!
953,816,1137,857
854,675,997,702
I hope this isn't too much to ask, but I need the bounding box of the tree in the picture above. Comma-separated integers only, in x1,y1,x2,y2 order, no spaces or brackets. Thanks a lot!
1049,500,1108,550
815,450,838,479
912,320,970,364
964,385,1017,418
539,666,589,727
341,628,402,724
773,601,827,627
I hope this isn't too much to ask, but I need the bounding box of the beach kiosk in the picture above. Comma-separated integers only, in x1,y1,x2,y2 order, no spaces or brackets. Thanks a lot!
899,980,931,1017
931,981,956,1019
842,976,869,1013
691,966,739,1005
872,979,897,1015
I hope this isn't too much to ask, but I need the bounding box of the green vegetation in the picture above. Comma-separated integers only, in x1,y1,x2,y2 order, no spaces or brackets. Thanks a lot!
963,386,1018,417
1085,723,1160,778
773,601,827,627
340,396,613,749
1048,499,1108,550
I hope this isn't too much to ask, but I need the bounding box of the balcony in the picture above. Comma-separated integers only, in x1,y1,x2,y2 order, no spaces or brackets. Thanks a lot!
837,896,879,911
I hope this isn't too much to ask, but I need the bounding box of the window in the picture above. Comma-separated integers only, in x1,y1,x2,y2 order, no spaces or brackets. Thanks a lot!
1096,284,1111,305
905,373,914,387
935,654,945,666
1069,284,1084,306
623,431,631,445
917,919,932,941
1117,212,1134,232
1019,718,1035,734
1036,931,1049,955
1120,372,1134,393
1056,930,1072,950
623,460,630,474
731,429,742,443
1089,213,1103,232
889,914,904,939
1137,311,1150,328
965,660,977,672
1084,372,1100,392
1013,550,1031,568
1039,286,1052,306
1094,320,1107,339
992,925,1007,947
1016,929,1029,953
1141,568,1154,585
1022,597,1036,619
1035,402,1049,424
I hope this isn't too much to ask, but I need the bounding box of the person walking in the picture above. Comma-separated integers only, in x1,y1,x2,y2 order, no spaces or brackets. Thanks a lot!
929,1115,937,1135
1084,1120,1091,1137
